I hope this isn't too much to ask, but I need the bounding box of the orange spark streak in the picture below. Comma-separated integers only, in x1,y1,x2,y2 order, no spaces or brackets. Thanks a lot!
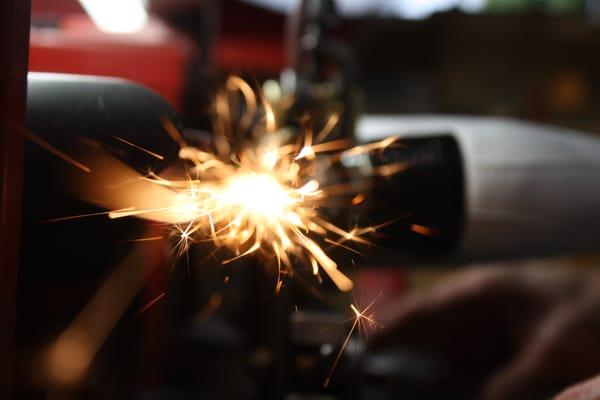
43,207,136,223
311,139,354,153
263,99,276,133
315,113,340,143
372,162,410,177
126,236,165,242
135,291,166,317
227,76,257,132
351,193,365,205
410,224,439,236
324,238,364,255
161,117,187,147
22,128,91,173
113,136,165,160
324,315,357,389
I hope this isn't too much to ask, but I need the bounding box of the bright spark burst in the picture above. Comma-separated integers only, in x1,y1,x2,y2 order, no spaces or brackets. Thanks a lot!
68,76,402,292
133,129,364,291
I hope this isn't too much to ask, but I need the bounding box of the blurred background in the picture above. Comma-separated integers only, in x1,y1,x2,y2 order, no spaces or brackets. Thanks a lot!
11,0,600,399
29,0,600,131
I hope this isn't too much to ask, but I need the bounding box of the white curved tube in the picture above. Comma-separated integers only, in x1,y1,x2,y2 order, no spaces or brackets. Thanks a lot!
357,115,600,260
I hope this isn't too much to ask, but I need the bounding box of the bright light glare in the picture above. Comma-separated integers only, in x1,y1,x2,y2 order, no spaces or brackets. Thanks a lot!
79,0,148,34
241,0,486,19
222,174,293,218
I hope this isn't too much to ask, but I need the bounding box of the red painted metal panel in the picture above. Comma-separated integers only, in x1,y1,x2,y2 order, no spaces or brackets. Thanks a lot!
29,16,193,110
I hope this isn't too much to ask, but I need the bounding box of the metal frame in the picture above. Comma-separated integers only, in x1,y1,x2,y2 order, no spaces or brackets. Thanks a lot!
0,0,30,397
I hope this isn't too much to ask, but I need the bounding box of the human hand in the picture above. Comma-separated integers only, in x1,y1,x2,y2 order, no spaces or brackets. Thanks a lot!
370,264,600,399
